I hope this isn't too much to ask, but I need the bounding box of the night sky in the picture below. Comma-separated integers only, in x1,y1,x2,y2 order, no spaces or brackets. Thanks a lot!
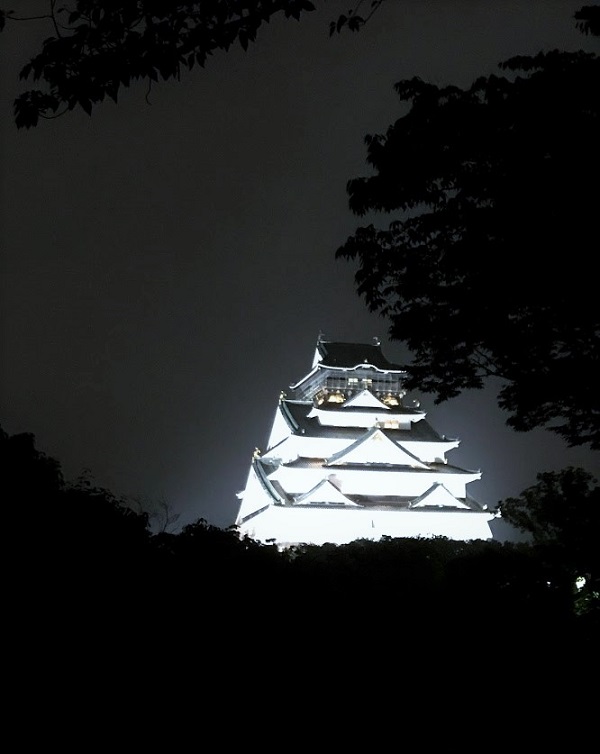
1,1,598,529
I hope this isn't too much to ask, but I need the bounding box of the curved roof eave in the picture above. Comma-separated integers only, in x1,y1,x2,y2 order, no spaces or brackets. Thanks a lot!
316,340,406,370
290,361,407,390
253,458,287,504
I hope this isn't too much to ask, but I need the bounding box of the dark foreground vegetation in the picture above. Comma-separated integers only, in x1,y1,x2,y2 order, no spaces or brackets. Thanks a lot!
5,424,598,680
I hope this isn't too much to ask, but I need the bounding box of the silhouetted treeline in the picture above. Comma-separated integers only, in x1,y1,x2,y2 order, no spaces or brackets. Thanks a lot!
3,424,597,678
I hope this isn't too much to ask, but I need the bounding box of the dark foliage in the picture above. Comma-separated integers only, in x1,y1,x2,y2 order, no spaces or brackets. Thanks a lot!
0,0,441,127
3,424,153,621
1,0,317,127
337,28,600,448
4,423,597,692
328,0,383,36
500,467,600,604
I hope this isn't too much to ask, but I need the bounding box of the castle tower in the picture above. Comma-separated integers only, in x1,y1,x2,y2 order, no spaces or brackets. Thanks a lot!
235,335,495,547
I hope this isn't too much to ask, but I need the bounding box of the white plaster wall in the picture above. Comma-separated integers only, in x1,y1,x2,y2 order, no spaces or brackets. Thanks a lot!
237,505,495,546
264,435,460,465
400,441,459,463
269,465,476,498
308,407,423,428
263,435,349,463
265,404,293,450
235,466,274,522
329,433,428,467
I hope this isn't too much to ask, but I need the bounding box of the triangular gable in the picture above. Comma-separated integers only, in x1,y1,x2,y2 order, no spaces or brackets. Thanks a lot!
342,389,389,410
326,427,428,468
410,483,471,509
293,479,361,506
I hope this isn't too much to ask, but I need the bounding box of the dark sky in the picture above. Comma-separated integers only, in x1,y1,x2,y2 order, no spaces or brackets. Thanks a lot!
1,1,598,529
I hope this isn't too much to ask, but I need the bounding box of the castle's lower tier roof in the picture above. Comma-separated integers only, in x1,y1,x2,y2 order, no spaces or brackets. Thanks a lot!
251,456,484,513
271,486,484,511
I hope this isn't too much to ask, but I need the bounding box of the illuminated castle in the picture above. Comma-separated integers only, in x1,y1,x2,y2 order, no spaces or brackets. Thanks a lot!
235,335,495,547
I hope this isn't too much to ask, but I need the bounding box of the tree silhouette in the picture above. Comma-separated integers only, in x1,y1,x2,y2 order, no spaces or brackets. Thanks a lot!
499,467,599,599
4,421,596,672
1,423,152,614
337,14,600,448
3,3,596,128
1,0,320,127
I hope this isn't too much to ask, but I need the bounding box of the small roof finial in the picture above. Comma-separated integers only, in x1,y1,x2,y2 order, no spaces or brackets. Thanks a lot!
373,336,380,346
318,330,325,343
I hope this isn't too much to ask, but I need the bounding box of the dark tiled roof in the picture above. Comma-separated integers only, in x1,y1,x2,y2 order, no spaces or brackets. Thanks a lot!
253,458,286,503
282,400,447,442
281,457,477,475
314,403,424,416
317,340,405,371
339,495,484,511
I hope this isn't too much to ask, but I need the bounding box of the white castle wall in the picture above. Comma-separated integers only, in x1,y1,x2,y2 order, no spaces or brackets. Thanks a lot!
265,434,458,465
269,465,475,499
238,505,495,547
